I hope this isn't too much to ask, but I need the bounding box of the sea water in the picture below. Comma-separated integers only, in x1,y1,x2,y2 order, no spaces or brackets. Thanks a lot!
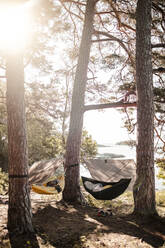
80,144,165,190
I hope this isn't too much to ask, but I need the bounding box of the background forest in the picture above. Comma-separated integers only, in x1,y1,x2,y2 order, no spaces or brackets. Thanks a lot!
1,0,164,180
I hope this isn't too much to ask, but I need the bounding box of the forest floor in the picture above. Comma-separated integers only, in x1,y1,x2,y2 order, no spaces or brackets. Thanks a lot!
0,189,165,248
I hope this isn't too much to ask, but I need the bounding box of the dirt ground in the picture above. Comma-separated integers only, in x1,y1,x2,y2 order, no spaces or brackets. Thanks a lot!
0,190,165,248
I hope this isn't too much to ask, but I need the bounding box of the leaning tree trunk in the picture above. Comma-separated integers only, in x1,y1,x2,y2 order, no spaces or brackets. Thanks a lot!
6,52,34,233
133,0,157,216
63,0,97,203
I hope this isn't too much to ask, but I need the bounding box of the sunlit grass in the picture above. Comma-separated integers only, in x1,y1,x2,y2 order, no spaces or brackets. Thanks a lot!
156,190,165,207
86,189,165,215
0,168,8,194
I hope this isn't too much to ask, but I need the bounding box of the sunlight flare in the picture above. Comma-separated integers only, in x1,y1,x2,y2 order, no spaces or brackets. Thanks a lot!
0,2,32,53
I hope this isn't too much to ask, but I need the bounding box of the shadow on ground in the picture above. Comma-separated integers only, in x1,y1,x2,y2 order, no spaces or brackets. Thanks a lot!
33,203,97,247
33,201,165,248
8,231,40,248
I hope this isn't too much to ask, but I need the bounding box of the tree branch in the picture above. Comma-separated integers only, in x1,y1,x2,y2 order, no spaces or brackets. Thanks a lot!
92,38,116,43
152,43,165,49
154,126,165,145
153,67,165,73
93,30,135,66
60,0,86,6
84,101,136,112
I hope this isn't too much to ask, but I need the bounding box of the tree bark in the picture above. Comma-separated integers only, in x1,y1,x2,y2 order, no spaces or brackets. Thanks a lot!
63,0,97,203
133,0,157,216
6,52,34,233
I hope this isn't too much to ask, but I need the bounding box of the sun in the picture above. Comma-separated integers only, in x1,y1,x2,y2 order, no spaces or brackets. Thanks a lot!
0,3,31,53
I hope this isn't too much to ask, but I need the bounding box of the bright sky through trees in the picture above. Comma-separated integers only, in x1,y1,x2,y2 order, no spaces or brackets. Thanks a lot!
0,2,32,52
84,109,136,144
0,0,136,146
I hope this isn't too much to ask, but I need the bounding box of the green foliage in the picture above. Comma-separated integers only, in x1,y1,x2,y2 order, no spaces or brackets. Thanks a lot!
0,88,8,171
27,115,98,164
27,117,63,165
0,113,98,168
119,83,136,92
102,54,125,69
0,134,8,172
0,168,8,194
0,81,98,167
156,158,165,184
81,130,98,159
154,87,165,104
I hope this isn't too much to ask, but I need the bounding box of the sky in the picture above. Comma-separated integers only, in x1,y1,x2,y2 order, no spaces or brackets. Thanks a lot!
83,109,135,145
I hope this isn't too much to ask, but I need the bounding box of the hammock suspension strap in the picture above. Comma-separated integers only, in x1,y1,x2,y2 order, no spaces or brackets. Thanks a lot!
9,175,28,178
64,163,79,176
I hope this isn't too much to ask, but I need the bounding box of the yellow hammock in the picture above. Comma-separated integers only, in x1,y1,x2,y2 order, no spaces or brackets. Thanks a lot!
31,185,57,195
31,175,64,195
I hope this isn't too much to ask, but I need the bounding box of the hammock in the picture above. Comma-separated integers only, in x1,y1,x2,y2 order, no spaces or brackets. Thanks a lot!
82,176,131,200
31,185,57,195
29,158,64,185
31,177,63,195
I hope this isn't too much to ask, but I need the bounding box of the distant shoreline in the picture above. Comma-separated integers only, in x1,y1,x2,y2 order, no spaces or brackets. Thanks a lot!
115,140,136,146
97,141,136,147
97,144,111,147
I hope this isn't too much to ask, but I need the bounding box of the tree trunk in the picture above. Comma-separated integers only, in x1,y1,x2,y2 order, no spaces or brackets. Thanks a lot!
133,0,157,216
6,52,34,233
63,0,96,203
